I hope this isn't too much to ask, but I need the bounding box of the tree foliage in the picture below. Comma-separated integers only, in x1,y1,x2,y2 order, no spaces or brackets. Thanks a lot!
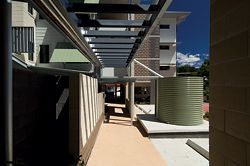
177,59,210,101
177,65,198,73
198,59,209,102
197,59,209,78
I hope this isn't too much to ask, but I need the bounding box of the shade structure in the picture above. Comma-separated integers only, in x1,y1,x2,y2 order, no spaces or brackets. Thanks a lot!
66,0,172,67
28,0,172,68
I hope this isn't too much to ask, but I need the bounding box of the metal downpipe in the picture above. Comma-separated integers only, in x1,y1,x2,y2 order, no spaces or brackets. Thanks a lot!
0,1,13,166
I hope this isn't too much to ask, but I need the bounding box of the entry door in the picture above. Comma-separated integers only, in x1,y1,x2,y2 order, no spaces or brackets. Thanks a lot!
40,45,49,63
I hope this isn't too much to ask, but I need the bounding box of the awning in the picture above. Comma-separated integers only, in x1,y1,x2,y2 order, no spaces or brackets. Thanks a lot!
50,42,90,63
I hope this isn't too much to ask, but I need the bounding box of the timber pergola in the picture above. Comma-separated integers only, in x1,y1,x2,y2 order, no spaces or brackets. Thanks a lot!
25,0,172,68
65,0,172,68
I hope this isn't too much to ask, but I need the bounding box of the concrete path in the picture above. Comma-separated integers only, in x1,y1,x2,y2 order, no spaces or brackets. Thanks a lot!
151,138,209,166
87,104,167,166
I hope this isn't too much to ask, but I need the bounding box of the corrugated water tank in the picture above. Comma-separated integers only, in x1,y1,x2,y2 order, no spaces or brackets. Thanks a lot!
156,77,203,126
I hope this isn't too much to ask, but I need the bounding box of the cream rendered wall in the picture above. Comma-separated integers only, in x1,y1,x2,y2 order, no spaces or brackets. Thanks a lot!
35,16,68,63
12,1,37,65
12,1,36,27
79,75,102,138
160,45,176,65
160,18,176,43
70,73,104,162
101,68,115,77
159,18,177,77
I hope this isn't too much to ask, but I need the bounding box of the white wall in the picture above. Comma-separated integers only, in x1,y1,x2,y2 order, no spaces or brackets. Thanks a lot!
160,45,176,65
160,18,176,43
101,67,115,77
159,18,177,77
101,67,128,77
36,17,68,63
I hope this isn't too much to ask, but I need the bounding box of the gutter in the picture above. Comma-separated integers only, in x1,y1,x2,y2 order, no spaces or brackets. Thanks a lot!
12,55,94,75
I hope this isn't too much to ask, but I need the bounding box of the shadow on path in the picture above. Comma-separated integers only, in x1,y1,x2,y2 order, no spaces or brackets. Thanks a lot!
104,103,148,137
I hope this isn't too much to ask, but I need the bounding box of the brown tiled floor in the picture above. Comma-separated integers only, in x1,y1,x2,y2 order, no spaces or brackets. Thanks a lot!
87,104,167,166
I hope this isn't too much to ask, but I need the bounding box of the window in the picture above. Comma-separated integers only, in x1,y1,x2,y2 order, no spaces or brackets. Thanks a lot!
160,45,170,50
160,24,170,29
28,41,34,61
160,66,170,70
39,45,49,63
28,3,33,15
12,27,34,55
28,52,33,61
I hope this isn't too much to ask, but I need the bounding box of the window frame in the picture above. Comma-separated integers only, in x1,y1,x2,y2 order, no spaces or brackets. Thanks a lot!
28,3,33,15
160,65,170,70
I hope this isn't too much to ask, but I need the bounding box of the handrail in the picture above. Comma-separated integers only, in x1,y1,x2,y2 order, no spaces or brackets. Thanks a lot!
134,59,164,78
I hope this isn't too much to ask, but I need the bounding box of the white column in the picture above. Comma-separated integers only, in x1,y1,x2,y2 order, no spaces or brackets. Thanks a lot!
129,82,135,122
150,80,156,104
129,61,135,124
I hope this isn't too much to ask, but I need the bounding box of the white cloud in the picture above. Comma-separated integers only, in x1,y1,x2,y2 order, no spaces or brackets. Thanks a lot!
203,53,209,57
177,52,201,67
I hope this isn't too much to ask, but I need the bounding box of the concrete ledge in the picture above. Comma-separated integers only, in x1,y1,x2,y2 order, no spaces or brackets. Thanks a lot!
186,139,209,160
137,114,209,137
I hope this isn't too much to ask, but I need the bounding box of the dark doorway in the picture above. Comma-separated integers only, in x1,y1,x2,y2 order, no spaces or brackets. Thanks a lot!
105,83,125,104
39,45,49,63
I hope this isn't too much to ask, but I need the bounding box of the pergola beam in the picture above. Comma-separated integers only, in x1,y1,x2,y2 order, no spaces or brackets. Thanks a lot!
91,44,134,49
78,19,150,28
67,3,159,14
94,49,131,53
83,30,143,37
88,38,137,44
127,0,172,66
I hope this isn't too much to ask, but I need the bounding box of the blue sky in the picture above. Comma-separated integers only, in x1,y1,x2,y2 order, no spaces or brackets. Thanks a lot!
168,0,210,67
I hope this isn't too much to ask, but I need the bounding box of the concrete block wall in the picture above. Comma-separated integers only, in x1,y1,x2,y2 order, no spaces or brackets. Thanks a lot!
159,66,176,77
134,60,160,76
210,0,250,165
134,14,160,77
69,73,104,164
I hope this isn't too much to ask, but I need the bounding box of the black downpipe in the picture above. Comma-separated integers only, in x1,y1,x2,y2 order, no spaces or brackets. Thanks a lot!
0,1,13,166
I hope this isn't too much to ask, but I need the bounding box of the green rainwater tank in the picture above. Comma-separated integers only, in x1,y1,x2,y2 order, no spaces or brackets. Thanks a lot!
156,77,203,126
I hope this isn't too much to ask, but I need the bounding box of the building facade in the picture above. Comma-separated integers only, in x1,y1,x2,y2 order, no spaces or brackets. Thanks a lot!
12,1,91,72
133,12,190,103
12,1,36,65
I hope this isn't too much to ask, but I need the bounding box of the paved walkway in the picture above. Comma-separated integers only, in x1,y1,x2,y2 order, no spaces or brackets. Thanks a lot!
87,104,167,166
